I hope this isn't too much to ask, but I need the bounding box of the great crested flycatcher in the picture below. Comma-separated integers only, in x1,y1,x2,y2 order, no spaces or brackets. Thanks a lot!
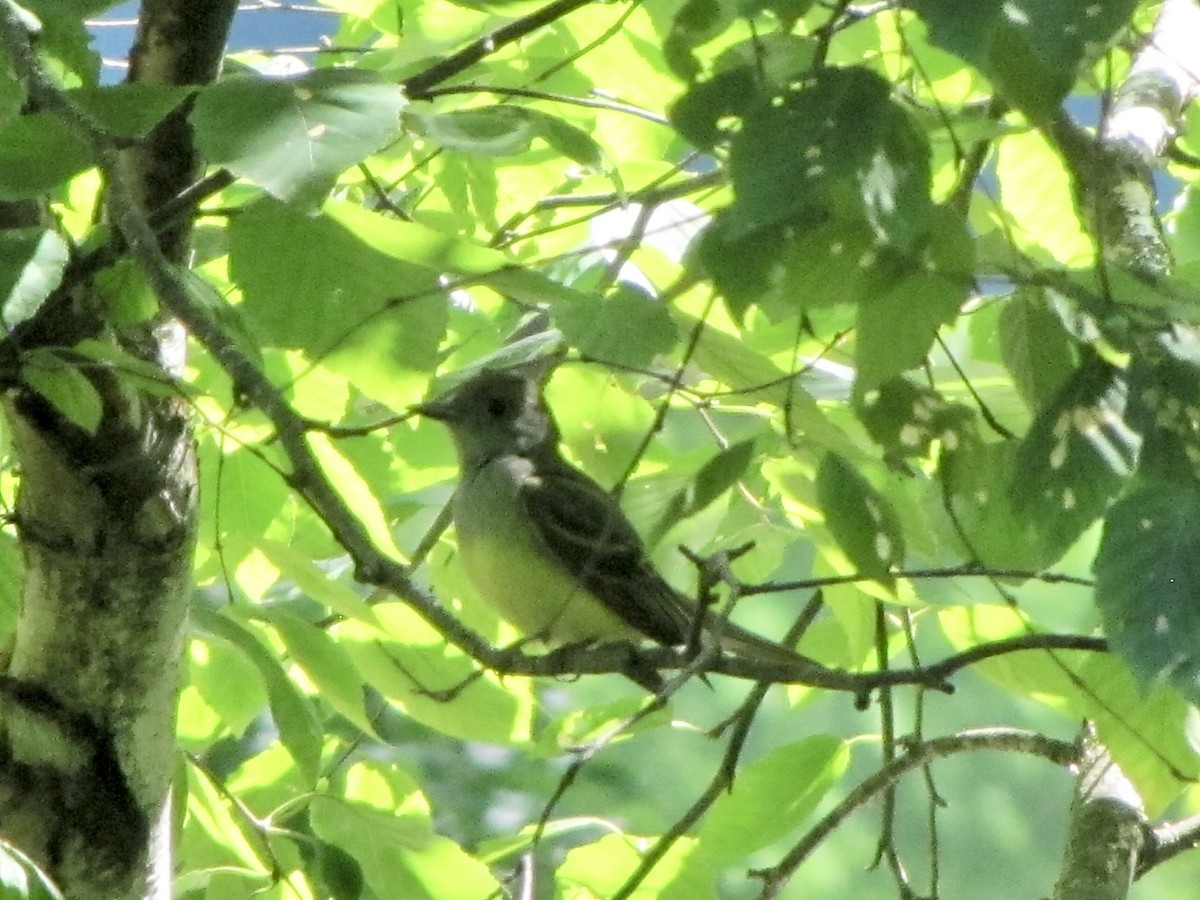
417,362,802,687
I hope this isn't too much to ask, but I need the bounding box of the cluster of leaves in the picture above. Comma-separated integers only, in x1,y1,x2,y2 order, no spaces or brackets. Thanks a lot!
2,0,1200,896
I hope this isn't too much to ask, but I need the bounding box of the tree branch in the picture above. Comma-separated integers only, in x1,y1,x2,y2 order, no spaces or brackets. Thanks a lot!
0,9,1114,696
402,0,594,96
1051,725,1145,900
755,729,1079,900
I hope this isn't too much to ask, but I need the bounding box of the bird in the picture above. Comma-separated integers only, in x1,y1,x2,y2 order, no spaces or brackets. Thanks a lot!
416,361,804,689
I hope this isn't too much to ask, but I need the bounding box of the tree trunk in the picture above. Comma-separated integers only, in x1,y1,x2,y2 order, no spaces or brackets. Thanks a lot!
0,1,235,895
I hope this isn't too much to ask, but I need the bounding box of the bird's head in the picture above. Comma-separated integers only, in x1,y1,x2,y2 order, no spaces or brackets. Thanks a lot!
416,367,560,467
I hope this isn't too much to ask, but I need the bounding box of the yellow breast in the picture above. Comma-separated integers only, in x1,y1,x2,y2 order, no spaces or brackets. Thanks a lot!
452,456,638,645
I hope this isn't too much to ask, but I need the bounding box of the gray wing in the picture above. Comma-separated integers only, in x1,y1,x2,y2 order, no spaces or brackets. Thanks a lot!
519,458,693,647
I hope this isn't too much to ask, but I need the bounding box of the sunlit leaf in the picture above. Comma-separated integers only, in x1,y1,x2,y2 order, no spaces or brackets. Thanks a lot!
192,69,406,199
696,736,848,859
311,796,500,899
0,840,64,900
192,605,323,784
264,608,378,737
20,349,103,433
0,228,68,328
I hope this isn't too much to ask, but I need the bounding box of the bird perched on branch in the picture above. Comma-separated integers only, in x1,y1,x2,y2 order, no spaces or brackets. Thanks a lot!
416,360,804,689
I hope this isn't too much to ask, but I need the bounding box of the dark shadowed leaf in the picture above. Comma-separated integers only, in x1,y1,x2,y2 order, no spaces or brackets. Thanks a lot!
0,113,93,199
68,82,193,138
728,67,932,248
645,439,756,546
1096,479,1200,704
554,284,678,367
1011,357,1137,556
816,452,905,583
906,0,1139,120
998,288,1077,410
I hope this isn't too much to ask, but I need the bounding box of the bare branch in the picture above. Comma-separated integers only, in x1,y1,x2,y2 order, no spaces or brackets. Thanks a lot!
755,729,1079,900
403,0,594,96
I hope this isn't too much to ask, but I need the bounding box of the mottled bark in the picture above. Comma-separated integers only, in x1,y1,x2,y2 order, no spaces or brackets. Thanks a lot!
0,0,237,896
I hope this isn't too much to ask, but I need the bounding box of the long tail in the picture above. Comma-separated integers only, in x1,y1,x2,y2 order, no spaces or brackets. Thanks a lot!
712,617,807,666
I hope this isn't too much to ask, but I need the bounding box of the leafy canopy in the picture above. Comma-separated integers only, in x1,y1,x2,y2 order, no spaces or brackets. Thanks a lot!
1,0,1199,897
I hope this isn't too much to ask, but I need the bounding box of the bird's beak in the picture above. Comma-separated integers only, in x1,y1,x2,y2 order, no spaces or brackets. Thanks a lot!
412,397,456,422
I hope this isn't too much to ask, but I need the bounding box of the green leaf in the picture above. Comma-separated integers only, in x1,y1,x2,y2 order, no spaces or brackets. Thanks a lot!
407,106,534,157
941,434,1065,571
315,840,365,900
1072,654,1200,814
0,112,93,199
906,0,1138,120
697,213,786,320
309,433,405,559
856,376,974,462
993,128,1093,265
258,540,381,625
178,267,264,368
663,0,739,80
197,442,291,573
67,82,192,139
192,605,323,784
183,759,276,874
191,69,406,199
188,636,268,738
696,737,848,859
671,65,760,149
554,284,678,367
525,110,604,169
1095,479,1200,701
727,67,932,249
17,1,99,84
336,604,533,746
227,198,445,408
69,337,183,396
0,228,68,328
0,840,64,899
311,795,500,900
91,258,157,326
21,350,103,433
737,0,814,21
670,33,816,148
646,439,756,546
998,288,1076,410
560,833,715,899
323,200,510,276
1122,354,1200,482
1011,357,1136,557
816,453,905,583
263,609,378,738
855,207,972,393
855,269,965,394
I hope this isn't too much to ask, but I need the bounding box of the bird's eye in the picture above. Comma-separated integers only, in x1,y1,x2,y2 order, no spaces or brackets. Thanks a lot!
485,396,509,418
